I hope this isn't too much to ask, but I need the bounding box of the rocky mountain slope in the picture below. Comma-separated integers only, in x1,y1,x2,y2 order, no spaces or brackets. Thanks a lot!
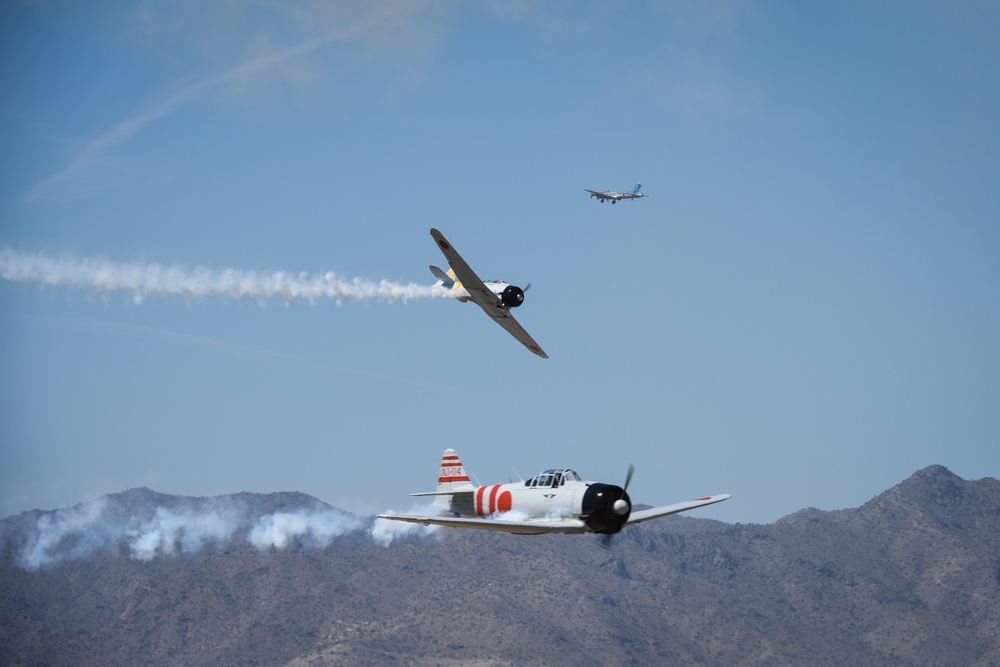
2,465,998,666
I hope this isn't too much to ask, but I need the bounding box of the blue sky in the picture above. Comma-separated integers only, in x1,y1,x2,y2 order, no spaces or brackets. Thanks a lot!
2,1,998,525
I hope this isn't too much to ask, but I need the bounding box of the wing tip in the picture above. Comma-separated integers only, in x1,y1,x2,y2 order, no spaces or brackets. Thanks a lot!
693,494,732,503
528,345,549,359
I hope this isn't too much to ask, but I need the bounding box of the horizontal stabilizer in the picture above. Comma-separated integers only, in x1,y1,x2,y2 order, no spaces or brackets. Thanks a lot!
429,264,453,284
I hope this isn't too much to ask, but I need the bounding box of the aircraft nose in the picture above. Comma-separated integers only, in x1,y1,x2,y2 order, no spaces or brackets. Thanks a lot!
500,285,525,309
612,498,630,515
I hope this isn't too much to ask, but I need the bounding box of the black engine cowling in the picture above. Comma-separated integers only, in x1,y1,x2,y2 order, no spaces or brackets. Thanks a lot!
582,483,631,534
500,285,524,308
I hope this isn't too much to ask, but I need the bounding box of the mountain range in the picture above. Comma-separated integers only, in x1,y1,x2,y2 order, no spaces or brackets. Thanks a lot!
2,464,998,666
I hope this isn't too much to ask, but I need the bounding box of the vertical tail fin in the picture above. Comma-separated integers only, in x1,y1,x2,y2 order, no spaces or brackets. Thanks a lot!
437,449,475,493
632,183,642,195
429,266,469,302
433,448,475,513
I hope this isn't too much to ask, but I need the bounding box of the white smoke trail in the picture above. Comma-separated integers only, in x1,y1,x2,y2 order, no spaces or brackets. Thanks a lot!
129,507,239,562
10,495,372,570
16,498,112,570
249,510,366,549
370,504,442,547
0,248,452,305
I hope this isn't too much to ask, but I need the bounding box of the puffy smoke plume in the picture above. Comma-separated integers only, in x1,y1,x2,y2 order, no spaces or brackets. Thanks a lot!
250,510,366,549
129,507,240,562
6,491,376,571
370,504,442,547
16,498,114,570
0,248,452,305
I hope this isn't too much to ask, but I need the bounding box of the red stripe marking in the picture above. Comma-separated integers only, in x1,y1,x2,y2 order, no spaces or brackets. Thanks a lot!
476,486,487,516
695,497,712,501
438,476,470,483
489,485,501,515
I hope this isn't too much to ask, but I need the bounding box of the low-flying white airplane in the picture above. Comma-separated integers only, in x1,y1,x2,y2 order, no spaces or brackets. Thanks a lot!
585,183,646,203
377,449,731,546
430,227,547,359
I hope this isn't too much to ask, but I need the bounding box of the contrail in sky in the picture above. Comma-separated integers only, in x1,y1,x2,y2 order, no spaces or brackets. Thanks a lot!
0,248,449,305
22,4,405,203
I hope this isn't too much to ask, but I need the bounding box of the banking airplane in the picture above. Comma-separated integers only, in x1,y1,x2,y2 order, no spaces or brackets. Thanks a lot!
430,228,547,359
377,449,730,545
585,183,646,203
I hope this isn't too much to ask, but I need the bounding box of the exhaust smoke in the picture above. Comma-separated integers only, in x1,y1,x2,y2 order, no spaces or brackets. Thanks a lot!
0,248,452,305
8,493,368,570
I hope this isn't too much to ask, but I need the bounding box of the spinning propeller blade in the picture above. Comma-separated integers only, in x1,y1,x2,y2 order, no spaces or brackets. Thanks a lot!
600,463,635,549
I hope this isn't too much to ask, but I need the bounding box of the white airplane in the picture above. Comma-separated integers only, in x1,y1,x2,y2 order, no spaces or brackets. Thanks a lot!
585,183,646,203
377,449,731,546
430,227,548,359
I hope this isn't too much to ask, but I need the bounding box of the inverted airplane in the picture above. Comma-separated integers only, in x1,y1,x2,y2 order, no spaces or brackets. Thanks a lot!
429,227,547,359
585,183,646,203
377,449,730,546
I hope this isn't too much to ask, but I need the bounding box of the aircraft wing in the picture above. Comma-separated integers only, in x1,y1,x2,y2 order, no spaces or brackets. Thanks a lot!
585,189,617,200
489,312,548,359
430,228,548,358
625,494,731,526
376,513,588,535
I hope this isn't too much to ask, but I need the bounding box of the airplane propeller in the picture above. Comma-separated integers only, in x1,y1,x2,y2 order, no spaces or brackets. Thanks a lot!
600,463,635,549
612,463,635,515
523,282,531,292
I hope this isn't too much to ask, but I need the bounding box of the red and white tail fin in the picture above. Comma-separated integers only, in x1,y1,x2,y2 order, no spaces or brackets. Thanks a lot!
437,448,475,493
409,449,477,513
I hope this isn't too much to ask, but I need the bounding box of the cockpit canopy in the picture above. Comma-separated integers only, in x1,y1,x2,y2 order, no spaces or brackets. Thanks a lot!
524,468,582,488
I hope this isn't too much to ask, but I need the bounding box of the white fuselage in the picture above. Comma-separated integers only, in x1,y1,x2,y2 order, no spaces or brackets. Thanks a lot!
377,449,729,537
446,280,510,304
454,479,589,519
